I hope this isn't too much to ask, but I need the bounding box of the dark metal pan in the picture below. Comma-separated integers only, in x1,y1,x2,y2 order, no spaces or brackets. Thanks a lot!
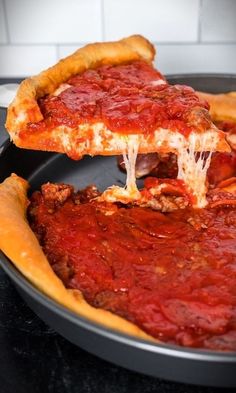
0,75,236,388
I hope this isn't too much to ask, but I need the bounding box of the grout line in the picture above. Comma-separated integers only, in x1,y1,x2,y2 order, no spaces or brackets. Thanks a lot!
198,0,203,43
0,41,236,47
55,44,60,60
2,0,10,44
101,0,105,41
0,42,90,47
153,41,236,46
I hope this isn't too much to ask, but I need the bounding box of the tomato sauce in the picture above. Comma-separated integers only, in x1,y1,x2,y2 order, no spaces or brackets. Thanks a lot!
29,184,236,351
25,61,209,136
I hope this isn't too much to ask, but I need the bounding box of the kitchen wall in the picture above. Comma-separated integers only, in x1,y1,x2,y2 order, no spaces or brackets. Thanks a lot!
0,0,235,77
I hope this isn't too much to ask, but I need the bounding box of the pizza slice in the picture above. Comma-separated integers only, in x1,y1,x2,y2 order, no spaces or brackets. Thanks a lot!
5,35,230,208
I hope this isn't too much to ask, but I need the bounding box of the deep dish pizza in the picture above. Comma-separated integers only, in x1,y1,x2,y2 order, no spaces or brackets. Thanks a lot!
1,35,236,351
5,35,229,208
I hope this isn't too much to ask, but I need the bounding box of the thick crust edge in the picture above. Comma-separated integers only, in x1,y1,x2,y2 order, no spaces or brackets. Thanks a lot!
197,91,236,122
6,35,155,134
0,174,154,342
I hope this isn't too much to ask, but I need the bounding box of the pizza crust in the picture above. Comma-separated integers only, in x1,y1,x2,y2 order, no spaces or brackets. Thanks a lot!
0,173,154,342
6,35,155,134
197,91,236,122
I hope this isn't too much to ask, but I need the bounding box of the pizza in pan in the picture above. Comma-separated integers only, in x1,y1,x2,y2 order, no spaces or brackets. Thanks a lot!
1,35,236,351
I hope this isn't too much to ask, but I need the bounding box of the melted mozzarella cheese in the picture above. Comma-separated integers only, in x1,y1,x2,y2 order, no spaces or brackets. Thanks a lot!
150,79,166,87
100,131,217,208
48,122,223,208
123,137,140,195
52,83,71,96
99,136,141,203
176,133,216,208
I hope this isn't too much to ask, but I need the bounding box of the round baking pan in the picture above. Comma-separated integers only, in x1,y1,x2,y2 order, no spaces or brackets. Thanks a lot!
0,75,236,387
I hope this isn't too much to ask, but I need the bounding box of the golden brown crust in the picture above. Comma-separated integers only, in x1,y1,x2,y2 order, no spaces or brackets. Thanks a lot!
6,35,155,133
0,174,154,341
197,91,236,122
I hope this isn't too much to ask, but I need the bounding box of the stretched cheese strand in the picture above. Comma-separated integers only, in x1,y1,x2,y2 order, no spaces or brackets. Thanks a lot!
98,137,140,203
177,133,216,208
123,137,140,195
99,131,218,208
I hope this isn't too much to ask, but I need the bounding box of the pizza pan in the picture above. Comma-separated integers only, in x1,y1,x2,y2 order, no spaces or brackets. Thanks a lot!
1,75,236,387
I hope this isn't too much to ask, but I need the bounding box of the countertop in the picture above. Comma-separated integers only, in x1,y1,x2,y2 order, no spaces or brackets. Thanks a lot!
0,80,234,393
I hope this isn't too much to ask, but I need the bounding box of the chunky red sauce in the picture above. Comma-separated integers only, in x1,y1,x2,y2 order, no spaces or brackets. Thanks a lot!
29,184,236,351
25,61,209,137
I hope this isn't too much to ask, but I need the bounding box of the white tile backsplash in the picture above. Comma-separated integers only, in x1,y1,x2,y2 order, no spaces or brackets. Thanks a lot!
58,43,236,76
0,45,57,77
5,0,102,44
201,0,236,42
104,0,199,42
156,44,236,75
58,45,84,59
0,0,235,77
0,0,7,43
